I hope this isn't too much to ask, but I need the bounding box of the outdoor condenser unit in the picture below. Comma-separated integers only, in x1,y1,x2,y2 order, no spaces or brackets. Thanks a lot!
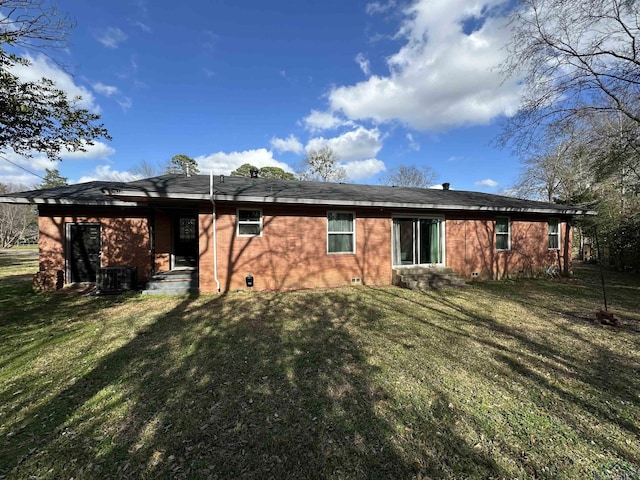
96,266,137,293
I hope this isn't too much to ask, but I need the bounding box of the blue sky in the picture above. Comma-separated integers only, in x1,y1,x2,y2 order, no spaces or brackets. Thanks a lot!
1,0,525,192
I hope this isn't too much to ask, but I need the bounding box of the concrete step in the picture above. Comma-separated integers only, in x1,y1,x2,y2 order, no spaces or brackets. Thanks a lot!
142,269,199,295
393,266,467,291
146,280,198,290
141,287,199,296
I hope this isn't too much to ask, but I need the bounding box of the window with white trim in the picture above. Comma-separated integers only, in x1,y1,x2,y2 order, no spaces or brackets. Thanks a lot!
237,209,262,237
548,219,560,250
327,211,355,254
496,217,510,251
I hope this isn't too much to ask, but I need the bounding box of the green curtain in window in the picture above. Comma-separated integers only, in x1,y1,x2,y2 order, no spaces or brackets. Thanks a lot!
329,213,353,232
329,234,353,253
548,220,559,249
430,221,440,263
496,218,509,250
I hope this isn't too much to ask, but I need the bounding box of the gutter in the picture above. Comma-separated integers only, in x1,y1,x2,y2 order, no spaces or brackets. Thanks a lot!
106,189,597,216
0,196,140,206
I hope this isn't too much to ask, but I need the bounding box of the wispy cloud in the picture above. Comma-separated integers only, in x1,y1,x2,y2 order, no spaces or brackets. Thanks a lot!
134,21,151,32
91,82,132,111
203,30,217,53
355,53,371,76
95,27,127,49
365,0,397,15
92,82,119,96
406,133,420,151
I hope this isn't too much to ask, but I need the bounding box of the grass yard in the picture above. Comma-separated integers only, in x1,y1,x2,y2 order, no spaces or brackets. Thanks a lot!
0,248,639,479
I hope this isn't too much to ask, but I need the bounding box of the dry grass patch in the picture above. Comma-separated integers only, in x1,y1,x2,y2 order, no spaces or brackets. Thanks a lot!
0,250,638,479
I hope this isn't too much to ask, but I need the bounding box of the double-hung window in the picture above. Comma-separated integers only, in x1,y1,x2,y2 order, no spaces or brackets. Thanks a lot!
327,211,355,254
237,209,262,237
548,219,560,250
496,217,511,251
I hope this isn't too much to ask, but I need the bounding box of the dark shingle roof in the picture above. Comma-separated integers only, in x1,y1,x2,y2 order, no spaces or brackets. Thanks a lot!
0,174,594,215
0,181,136,205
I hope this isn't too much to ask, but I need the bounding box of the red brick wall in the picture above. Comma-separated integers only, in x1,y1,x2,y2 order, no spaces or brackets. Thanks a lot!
198,205,392,293
38,209,152,286
446,214,571,279
36,205,573,292
153,211,172,272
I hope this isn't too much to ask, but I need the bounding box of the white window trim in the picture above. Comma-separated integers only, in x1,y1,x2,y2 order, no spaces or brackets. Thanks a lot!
496,216,511,251
327,210,356,254
237,208,263,237
548,218,560,250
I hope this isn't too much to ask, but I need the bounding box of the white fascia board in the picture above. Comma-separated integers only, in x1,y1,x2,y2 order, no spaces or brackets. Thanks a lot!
110,189,596,215
0,196,140,206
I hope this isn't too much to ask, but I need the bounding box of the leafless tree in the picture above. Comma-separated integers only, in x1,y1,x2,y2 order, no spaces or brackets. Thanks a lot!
380,165,437,188
500,0,640,152
0,183,37,248
297,146,347,182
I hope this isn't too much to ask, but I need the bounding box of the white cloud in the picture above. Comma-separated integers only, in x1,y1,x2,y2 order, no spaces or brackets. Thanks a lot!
355,53,371,76
306,127,383,162
116,97,133,111
77,165,142,183
270,135,304,154
366,0,397,15
0,142,115,186
135,21,151,32
60,141,115,161
303,110,346,132
406,133,420,151
92,82,119,96
195,148,293,175
95,27,128,49
92,82,132,111
328,0,522,131
341,158,386,181
475,178,499,187
0,150,58,187
11,54,98,111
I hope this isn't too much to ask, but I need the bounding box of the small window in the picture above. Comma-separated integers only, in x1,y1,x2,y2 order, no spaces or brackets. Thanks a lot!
328,211,355,254
496,217,510,251
548,219,560,250
237,209,262,237
179,217,196,241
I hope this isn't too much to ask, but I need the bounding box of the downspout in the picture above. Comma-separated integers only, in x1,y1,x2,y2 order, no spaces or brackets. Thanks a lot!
210,170,221,293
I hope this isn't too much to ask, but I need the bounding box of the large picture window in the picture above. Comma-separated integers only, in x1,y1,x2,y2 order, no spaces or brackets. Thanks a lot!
496,217,510,251
327,211,355,254
237,209,262,237
548,219,560,250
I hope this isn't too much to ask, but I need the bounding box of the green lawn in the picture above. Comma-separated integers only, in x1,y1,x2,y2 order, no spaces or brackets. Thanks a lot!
0,249,639,479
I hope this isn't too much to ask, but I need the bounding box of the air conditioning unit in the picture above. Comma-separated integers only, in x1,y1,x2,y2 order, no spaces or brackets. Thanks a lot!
96,266,137,293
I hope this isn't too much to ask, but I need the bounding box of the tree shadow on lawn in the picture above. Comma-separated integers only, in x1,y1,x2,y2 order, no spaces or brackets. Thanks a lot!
1,289,503,479
363,286,640,474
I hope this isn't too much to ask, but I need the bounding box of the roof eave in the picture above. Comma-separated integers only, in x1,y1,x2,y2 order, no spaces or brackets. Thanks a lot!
0,196,141,206
109,190,596,215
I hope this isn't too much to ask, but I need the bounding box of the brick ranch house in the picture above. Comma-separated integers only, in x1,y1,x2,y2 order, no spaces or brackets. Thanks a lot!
0,174,594,293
